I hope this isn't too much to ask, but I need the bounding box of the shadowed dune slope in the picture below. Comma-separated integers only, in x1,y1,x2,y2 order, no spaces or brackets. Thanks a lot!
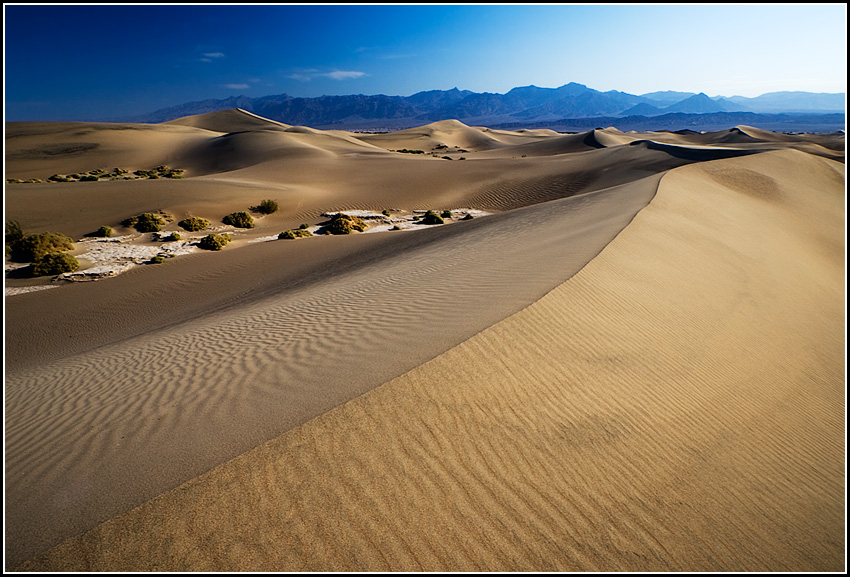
14,148,844,572
4,121,212,179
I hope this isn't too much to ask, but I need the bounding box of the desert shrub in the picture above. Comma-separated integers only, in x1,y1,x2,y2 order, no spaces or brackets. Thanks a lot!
7,179,23,184
198,233,231,251
382,209,391,217
421,210,444,225
440,210,452,218
327,212,367,235
126,212,167,232
148,255,165,264
79,175,99,182
278,229,313,240
391,225,402,231
299,223,310,230
47,174,71,182
5,221,24,259
396,149,424,154
255,199,279,215
31,252,79,276
6,220,24,246
441,156,453,161
158,231,181,241
95,225,113,238
9,231,75,263
178,216,209,231
222,211,254,229
461,213,474,220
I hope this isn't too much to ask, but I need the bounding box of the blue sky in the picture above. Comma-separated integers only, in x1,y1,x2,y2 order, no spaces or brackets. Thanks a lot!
3,3,847,121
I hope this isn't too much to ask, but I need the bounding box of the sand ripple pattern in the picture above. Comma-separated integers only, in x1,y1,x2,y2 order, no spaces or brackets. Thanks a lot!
467,170,597,211
5,175,660,566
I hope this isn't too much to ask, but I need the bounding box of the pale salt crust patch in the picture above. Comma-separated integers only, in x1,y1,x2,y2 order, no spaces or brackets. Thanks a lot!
5,235,201,295
5,210,490,294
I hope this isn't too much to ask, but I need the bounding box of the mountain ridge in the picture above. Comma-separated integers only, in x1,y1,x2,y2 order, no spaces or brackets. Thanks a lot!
122,83,845,132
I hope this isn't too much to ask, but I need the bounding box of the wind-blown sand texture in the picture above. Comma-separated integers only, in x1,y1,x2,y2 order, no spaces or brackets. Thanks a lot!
4,111,845,571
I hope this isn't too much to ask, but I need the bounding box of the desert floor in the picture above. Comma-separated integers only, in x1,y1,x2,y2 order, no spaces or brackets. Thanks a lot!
4,110,846,571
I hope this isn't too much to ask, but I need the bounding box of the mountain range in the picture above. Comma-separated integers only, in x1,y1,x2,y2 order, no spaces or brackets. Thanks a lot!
125,82,846,132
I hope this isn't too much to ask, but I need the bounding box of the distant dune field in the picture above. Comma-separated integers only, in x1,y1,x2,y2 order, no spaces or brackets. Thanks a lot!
4,110,845,571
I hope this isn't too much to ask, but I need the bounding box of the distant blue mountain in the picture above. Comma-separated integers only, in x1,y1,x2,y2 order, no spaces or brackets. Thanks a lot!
125,83,845,130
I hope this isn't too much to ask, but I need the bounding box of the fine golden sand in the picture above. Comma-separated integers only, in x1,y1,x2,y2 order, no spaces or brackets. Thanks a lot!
4,111,845,571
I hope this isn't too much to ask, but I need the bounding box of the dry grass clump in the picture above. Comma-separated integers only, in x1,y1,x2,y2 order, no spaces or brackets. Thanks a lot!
178,217,210,232
222,211,255,229
198,233,232,251
122,211,174,233
31,252,79,276
253,199,279,215
7,228,75,263
421,210,444,225
327,213,367,235
278,228,313,240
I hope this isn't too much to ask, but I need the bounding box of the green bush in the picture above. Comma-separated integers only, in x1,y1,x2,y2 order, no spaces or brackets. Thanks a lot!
299,223,310,230
8,231,75,263
5,220,24,246
123,212,169,232
278,229,313,240
95,225,113,238
5,220,24,259
162,232,181,241
382,209,391,217
327,213,367,235
421,210,444,225
32,252,79,276
222,211,254,229
255,199,279,215
178,216,209,232
440,210,452,218
198,233,231,251
148,255,165,264
79,175,99,182
461,213,474,221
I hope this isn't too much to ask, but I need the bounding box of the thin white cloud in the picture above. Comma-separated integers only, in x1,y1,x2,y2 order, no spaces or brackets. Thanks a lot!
326,70,365,80
199,52,225,63
287,69,367,82
223,83,250,90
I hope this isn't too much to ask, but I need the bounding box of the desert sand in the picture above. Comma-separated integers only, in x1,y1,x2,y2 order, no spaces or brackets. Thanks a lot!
4,110,845,571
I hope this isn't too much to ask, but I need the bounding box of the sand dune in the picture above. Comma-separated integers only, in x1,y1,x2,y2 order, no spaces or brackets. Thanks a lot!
165,107,292,133
355,118,507,151
4,112,845,571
